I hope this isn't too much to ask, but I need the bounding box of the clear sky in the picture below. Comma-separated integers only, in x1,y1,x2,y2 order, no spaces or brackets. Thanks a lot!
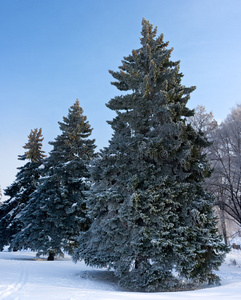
1,0,241,200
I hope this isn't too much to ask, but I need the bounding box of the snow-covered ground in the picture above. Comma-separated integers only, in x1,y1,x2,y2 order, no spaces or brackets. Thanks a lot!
0,248,241,300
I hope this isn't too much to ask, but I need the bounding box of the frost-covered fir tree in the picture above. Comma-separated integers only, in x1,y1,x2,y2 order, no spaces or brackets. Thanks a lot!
0,128,46,251
12,100,96,260
74,19,227,291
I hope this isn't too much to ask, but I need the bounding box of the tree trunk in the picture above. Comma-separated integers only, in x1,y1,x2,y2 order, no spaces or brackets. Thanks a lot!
135,255,146,269
47,251,55,261
220,208,228,246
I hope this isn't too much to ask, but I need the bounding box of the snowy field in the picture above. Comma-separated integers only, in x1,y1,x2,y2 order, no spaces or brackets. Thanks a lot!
0,248,241,300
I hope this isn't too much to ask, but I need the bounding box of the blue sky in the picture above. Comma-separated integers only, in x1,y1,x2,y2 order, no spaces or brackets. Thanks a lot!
1,0,241,199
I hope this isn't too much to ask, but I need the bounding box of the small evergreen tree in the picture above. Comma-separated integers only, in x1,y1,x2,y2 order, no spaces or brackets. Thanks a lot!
12,100,96,260
74,19,227,291
0,128,46,251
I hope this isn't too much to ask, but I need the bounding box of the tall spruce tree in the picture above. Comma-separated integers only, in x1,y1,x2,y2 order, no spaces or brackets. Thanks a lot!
12,100,96,260
0,128,46,251
74,19,227,291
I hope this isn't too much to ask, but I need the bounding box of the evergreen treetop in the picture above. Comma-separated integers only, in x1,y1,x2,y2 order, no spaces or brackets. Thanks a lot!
49,99,95,162
19,128,46,162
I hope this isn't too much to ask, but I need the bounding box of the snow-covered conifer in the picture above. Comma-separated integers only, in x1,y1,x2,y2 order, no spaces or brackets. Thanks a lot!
0,128,45,251
12,100,96,260
74,19,227,291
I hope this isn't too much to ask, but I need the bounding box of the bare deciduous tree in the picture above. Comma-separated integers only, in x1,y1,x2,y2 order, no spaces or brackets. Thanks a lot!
188,105,218,138
189,105,241,244
208,105,241,229
188,105,229,243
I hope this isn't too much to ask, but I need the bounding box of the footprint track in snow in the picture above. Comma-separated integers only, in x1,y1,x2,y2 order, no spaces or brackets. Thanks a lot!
0,262,28,299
